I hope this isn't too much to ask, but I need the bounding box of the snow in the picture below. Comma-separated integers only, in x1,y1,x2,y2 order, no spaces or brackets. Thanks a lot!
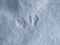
0,0,60,45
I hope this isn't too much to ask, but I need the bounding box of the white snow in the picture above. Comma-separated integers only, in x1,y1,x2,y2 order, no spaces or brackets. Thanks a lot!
0,0,60,45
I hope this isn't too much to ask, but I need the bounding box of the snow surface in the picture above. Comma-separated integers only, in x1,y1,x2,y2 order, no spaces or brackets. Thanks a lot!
0,0,60,45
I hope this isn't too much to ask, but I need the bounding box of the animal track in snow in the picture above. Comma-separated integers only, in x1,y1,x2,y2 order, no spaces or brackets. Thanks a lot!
16,15,39,28
34,15,39,26
29,15,39,26
16,18,26,28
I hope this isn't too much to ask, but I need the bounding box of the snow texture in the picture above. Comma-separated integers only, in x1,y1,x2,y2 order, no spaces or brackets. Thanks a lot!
0,0,60,45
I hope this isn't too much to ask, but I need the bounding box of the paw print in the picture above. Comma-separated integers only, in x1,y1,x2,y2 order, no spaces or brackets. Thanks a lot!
28,15,39,26
16,18,26,28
